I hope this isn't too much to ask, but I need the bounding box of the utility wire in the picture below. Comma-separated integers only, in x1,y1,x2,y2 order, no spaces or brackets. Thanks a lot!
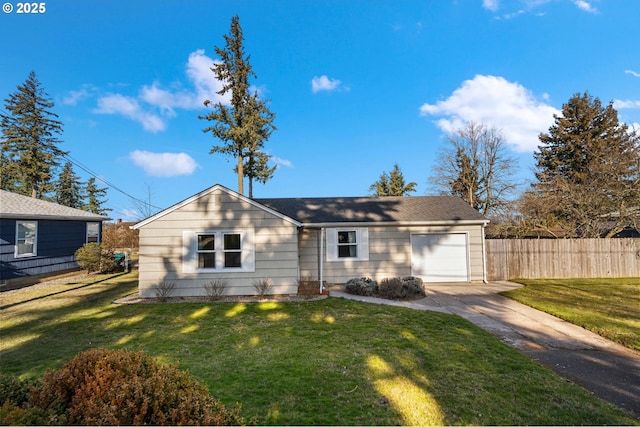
61,153,163,211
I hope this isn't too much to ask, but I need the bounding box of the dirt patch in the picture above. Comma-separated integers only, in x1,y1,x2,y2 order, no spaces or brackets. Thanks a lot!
113,292,328,305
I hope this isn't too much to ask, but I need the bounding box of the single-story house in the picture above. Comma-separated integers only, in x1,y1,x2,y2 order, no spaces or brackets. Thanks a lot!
132,184,489,298
0,190,110,286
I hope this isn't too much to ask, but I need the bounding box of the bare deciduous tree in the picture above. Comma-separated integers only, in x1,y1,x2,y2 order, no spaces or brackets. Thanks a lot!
428,121,517,217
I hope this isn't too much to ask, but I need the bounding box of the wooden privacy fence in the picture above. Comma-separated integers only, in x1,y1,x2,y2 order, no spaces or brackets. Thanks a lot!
485,238,640,280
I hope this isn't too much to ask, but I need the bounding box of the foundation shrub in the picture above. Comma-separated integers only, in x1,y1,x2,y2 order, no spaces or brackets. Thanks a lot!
345,277,378,296
25,348,244,426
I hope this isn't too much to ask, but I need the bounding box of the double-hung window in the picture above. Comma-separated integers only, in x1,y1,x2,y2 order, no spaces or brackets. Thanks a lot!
337,230,358,258
87,222,100,243
16,221,37,257
327,228,369,262
185,229,254,273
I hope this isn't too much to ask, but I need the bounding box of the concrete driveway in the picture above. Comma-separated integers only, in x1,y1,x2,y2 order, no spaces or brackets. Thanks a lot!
330,282,640,418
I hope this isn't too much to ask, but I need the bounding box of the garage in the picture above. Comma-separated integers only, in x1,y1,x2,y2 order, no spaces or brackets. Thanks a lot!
411,233,469,282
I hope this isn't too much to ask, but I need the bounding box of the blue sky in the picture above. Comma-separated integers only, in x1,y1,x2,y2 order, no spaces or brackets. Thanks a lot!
2,0,639,221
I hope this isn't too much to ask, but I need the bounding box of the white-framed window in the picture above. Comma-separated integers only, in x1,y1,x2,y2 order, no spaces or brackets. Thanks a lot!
15,220,37,257
326,228,369,262
183,229,255,273
87,222,100,243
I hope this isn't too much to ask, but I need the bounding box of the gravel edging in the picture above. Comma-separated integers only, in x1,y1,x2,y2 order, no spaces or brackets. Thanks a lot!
113,292,328,304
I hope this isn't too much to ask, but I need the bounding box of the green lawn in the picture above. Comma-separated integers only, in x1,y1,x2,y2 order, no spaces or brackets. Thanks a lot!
1,272,637,425
503,277,640,351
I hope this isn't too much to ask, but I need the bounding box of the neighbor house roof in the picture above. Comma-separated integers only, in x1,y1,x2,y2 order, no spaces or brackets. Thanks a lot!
0,190,109,221
256,195,488,226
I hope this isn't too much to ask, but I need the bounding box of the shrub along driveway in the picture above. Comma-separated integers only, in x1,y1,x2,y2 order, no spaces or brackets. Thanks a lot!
332,280,640,418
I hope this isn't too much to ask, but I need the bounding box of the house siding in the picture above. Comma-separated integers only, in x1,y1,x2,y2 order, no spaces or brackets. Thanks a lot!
0,219,100,281
137,189,300,298
299,224,485,284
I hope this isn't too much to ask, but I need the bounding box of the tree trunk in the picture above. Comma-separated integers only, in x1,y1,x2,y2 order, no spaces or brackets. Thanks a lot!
237,155,244,195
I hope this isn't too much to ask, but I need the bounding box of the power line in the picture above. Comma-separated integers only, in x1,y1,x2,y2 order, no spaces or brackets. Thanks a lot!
61,153,163,211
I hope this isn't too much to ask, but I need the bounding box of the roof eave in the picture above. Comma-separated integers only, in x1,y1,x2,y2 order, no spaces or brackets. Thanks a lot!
131,184,302,229
301,219,490,228
0,214,110,221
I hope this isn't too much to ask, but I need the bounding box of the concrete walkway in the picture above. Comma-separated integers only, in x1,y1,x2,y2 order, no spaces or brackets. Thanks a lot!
329,282,640,418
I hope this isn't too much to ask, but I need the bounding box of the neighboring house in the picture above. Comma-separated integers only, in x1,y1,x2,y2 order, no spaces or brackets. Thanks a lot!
0,190,110,285
132,184,489,298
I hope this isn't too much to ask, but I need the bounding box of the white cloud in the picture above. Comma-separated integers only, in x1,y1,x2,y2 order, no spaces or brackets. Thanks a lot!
94,94,166,132
614,99,640,109
482,0,499,11
93,50,229,132
128,150,199,177
625,69,640,78
419,74,559,152
272,156,293,168
311,75,342,93
574,0,598,13
63,85,96,105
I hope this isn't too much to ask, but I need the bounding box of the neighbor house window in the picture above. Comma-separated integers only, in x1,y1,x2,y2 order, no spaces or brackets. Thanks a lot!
183,229,255,273
16,221,37,257
86,222,100,243
326,228,369,262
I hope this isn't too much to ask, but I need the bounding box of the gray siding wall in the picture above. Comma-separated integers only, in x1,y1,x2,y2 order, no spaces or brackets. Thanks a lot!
299,224,485,284
137,189,300,298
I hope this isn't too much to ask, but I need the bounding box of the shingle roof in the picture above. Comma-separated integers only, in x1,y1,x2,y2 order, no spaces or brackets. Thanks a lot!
0,190,109,221
255,195,487,224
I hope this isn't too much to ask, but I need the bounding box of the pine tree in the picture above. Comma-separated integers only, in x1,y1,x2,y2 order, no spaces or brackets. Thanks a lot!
526,92,640,237
55,161,84,208
85,177,112,215
200,16,277,196
0,71,67,198
369,163,417,196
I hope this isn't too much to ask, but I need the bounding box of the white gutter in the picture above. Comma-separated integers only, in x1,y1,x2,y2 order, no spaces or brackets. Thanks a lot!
319,227,324,294
303,220,490,228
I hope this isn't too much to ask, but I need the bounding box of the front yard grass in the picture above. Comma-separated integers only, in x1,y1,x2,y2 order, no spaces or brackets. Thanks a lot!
503,277,640,351
1,272,637,425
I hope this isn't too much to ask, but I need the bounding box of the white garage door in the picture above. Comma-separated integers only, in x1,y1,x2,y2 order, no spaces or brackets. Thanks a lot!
411,233,469,282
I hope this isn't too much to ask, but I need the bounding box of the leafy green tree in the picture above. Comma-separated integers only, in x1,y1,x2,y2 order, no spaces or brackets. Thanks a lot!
428,121,516,216
54,161,84,208
369,163,417,196
200,15,277,196
525,92,640,237
0,71,67,198
85,177,112,215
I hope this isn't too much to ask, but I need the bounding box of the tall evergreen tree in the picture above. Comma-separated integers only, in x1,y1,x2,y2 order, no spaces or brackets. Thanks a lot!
369,163,417,196
85,177,112,215
199,15,277,196
55,161,84,208
525,92,640,237
0,71,67,198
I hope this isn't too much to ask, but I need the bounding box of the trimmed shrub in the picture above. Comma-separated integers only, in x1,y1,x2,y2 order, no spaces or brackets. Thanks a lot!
25,348,244,426
345,277,378,296
345,276,425,300
74,243,119,273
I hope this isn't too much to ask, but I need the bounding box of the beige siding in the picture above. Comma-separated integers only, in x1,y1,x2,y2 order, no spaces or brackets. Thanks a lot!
299,224,485,284
138,189,299,297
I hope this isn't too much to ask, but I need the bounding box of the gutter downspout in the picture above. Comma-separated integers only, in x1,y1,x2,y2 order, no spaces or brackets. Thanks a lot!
319,228,324,294
481,223,488,284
